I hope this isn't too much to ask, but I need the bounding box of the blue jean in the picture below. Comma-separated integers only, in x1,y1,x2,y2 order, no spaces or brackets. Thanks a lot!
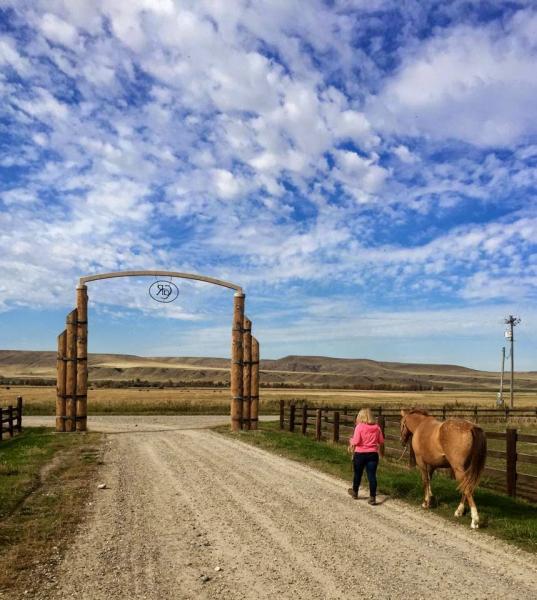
353,452,379,497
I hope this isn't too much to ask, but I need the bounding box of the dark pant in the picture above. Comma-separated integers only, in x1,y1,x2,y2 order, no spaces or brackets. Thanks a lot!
353,452,379,497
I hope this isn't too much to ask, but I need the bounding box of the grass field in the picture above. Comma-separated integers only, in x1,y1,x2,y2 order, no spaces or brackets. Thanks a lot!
0,428,103,595
219,422,537,552
2,385,537,415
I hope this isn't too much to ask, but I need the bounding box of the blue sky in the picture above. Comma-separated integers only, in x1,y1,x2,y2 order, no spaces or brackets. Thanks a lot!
0,1,536,370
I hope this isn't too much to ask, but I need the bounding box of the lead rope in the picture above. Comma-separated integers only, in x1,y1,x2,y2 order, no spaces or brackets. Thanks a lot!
397,444,408,462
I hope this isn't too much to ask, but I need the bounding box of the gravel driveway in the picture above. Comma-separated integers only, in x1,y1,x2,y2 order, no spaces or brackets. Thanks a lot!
25,416,537,599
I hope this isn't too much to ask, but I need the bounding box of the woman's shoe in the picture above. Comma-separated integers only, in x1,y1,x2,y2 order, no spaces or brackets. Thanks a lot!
368,496,377,505
347,488,358,499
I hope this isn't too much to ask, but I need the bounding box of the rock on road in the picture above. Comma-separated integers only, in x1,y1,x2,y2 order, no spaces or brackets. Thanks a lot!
27,416,537,599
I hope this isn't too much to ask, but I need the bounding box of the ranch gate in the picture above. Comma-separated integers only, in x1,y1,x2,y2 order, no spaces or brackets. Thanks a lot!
55,270,259,433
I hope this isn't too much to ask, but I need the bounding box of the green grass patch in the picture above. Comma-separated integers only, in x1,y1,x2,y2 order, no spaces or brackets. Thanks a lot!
217,421,537,553
0,428,103,595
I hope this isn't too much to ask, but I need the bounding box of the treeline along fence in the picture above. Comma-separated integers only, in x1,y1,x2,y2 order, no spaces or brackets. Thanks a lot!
279,401,537,504
0,396,23,442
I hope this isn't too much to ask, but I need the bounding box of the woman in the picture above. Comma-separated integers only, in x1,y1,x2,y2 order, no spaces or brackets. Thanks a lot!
348,408,385,505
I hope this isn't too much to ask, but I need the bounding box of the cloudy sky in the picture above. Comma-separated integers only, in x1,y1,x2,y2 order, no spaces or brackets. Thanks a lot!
0,0,536,369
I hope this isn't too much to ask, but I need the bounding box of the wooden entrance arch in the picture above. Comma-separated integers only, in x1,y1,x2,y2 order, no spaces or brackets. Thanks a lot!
55,271,259,433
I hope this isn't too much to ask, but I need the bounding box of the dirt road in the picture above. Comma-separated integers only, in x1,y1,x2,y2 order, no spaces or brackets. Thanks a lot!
29,416,537,599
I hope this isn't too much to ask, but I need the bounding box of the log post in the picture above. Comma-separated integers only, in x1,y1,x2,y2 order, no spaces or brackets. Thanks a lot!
230,292,245,432
506,427,517,497
56,330,67,432
242,316,252,430
16,396,22,433
76,285,88,432
65,309,78,432
333,411,340,443
316,408,322,441
0,408,2,441
279,399,285,430
301,404,308,435
250,337,259,430
289,403,296,433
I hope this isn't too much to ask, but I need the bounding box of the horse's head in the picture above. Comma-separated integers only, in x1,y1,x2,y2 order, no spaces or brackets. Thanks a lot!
400,408,430,446
400,409,411,446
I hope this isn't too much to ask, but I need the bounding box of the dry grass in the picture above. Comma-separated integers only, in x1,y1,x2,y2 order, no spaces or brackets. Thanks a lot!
0,428,103,596
2,385,537,416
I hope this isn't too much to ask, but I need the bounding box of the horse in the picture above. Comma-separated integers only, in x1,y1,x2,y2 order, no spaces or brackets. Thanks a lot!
400,408,487,529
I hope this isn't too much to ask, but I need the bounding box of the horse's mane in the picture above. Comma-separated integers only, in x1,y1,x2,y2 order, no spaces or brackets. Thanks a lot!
407,408,430,416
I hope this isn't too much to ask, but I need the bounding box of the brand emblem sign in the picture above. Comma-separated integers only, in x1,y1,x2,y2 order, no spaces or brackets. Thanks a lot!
149,280,179,303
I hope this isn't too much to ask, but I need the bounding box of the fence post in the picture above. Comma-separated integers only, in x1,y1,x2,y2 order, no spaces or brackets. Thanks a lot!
442,405,446,421
0,407,3,441
377,415,385,436
409,435,416,468
301,404,308,435
16,397,22,433
279,400,285,430
7,405,14,438
333,411,340,443
474,405,478,423
289,403,296,433
316,408,322,441
506,427,517,497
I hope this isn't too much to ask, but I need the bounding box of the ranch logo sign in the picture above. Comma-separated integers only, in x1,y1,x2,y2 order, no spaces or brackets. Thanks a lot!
149,280,179,303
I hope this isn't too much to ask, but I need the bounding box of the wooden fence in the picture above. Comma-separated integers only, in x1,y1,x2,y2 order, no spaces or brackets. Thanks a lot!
279,401,537,503
0,396,23,442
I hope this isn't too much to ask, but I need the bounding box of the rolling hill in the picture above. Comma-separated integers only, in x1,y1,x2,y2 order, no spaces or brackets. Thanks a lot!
1,350,536,391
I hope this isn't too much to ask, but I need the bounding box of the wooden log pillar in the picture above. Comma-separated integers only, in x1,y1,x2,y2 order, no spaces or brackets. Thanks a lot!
289,403,296,433
250,337,260,430
76,285,88,432
242,317,252,430
230,292,245,432
65,309,78,432
316,408,322,441
333,411,340,443
279,399,285,430
16,396,22,433
301,404,308,435
506,427,517,497
56,331,67,432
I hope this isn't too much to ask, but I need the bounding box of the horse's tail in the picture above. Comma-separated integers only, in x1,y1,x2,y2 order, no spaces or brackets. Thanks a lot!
457,426,487,497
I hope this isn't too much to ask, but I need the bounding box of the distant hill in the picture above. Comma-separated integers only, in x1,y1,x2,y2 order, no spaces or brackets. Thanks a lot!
1,350,536,391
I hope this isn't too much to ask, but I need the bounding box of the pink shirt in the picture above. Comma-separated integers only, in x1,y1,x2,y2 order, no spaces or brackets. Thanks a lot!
349,423,384,453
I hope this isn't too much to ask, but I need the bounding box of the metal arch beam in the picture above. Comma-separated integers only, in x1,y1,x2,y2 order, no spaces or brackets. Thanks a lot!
78,270,243,294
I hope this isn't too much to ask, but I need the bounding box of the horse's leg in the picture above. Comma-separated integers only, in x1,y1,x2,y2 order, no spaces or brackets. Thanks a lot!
454,494,466,517
416,458,430,508
467,493,480,529
451,468,467,517
425,465,435,507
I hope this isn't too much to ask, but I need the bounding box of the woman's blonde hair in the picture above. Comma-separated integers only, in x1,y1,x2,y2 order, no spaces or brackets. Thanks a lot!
356,408,375,425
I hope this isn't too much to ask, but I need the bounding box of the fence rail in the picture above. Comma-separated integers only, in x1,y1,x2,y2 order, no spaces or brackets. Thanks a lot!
278,401,537,503
0,396,23,442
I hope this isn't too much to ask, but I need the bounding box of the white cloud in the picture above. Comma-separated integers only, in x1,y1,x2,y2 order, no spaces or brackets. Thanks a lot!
371,10,537,146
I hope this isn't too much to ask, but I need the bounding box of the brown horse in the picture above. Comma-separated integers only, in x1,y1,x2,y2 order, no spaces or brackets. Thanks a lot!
400,409,487,529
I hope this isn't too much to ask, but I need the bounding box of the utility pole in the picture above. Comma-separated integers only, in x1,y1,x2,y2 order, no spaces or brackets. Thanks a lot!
497,346,505,407
504,315,521,409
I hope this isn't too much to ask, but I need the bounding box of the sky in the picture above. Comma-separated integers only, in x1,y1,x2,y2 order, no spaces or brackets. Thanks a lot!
0,0,536,370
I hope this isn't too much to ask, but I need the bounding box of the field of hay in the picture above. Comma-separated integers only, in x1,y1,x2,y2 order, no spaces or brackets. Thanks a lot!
2,385,537,415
